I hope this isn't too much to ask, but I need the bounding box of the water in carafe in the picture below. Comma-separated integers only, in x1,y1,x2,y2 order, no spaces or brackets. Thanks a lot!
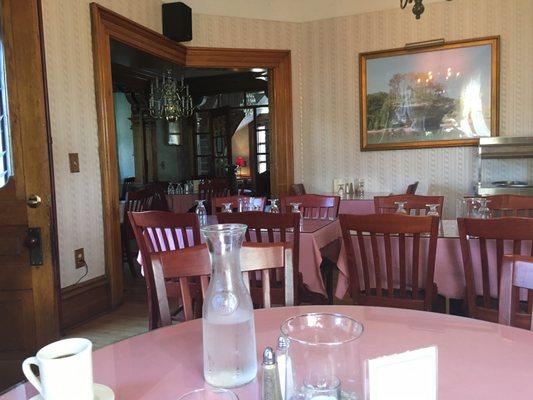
201,224,257,388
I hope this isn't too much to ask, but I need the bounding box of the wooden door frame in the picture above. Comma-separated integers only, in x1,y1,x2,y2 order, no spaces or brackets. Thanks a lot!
90,3,294,307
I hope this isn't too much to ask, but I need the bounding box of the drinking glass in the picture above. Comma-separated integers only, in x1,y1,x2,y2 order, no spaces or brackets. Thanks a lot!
167,182,175,195
222,203,233,213
426,204,440,217
269,199,280,213
195,200,208,226
178,388,238,400
290,202,304,231
394,201,408,215
337,184,345,197
356,179,365,197
477,198,492,219
280,313,364,400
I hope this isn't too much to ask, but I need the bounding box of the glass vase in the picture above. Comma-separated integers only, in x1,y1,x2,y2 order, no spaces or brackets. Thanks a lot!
201,224,257,388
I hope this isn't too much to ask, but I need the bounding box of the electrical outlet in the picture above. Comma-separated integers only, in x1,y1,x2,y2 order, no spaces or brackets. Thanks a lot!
74,248,86,269
69,153,80,173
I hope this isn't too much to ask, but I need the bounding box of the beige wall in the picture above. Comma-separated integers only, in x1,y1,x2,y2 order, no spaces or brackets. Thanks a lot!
300,0,533,217
41,0,533,287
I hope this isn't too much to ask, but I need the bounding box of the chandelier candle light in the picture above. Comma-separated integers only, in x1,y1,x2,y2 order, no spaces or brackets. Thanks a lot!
149,69,195,121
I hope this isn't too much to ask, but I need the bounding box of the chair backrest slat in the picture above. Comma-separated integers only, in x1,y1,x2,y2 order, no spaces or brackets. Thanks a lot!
374,194,444,216
479,238,491,307
340,213,439,311
384,233,393,297
399,233,407,297
281,194,340,220
458,217,533,329
498,255,533,330
411,233,420,297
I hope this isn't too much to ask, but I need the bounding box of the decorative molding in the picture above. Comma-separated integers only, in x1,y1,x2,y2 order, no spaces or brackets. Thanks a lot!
60,276,111,330
90,3,294,307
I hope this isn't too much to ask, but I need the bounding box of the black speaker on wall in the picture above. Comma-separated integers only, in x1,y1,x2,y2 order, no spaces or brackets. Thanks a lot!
162,2,192,42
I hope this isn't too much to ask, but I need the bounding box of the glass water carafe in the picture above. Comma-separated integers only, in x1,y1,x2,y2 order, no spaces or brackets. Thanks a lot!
201,224,257,388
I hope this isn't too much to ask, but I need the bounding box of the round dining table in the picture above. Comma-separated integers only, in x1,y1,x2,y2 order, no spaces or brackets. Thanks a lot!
3,305,533,399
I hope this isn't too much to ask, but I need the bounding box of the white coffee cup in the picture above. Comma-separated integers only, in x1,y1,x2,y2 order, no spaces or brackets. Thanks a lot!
22,338,94,400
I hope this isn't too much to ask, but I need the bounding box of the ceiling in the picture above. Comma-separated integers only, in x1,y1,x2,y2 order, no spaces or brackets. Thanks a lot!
165,0,449,23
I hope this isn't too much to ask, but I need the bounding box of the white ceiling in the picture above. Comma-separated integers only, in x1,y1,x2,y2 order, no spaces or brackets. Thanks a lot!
164,0,449,22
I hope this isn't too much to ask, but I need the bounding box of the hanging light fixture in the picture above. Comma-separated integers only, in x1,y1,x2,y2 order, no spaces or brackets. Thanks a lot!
400,0,452,20
148,69,194,122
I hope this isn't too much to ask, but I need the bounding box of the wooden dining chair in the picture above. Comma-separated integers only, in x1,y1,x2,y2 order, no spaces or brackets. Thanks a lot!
458,217,533,329
290,183,306,196
122,189,156,277
281,194,341,219
485,195,533,217
128,211,201,330
150,242,293,324
120,177,135,200
145,182,170,211
405,181,419,195
339,213,440,311
198,179,230,213
217,212,301,305
498,255,533,330
374,194,444,216
211,195,266,213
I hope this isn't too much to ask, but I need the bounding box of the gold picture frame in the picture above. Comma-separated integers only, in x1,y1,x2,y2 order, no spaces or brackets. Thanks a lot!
359,36,500,151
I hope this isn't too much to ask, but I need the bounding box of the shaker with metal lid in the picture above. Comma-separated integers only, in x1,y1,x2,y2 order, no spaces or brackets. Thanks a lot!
261,347,282,400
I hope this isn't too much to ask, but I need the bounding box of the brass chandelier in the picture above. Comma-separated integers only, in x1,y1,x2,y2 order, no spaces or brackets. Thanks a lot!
148,69,194,122
400,0,452,20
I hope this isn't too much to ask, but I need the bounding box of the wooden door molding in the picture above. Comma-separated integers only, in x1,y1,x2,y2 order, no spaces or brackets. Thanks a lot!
91,3,294,307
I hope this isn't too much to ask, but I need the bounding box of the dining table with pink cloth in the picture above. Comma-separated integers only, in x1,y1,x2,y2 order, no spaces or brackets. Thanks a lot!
4,305,533,400
137,216,346,298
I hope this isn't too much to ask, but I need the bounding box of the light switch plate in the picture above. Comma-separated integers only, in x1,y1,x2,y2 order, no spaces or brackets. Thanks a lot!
69,153,80,173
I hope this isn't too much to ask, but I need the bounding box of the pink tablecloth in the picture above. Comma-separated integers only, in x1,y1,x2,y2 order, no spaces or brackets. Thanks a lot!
5,305,533,400
339,198,375,215
138,217,345,299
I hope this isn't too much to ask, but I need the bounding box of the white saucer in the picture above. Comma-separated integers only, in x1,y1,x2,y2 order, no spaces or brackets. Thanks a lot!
30,383,114,400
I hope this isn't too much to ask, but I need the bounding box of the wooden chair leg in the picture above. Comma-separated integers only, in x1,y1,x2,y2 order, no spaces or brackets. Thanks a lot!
123,235,138,277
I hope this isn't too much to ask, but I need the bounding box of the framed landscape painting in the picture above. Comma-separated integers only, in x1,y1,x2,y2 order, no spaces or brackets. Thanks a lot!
359,36,499,151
